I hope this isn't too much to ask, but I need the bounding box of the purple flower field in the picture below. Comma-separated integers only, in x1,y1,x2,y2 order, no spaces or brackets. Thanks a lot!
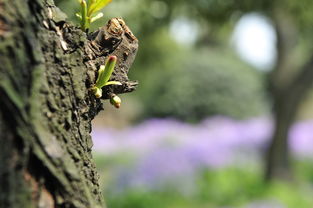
91,116,313,190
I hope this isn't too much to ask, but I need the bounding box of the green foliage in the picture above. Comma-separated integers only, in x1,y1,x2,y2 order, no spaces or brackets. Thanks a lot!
139,48,267,122
284,0,313,35
76,0,112,31
105,166,313,208
294,160,313,184
196,168,266,206
265,182,313,208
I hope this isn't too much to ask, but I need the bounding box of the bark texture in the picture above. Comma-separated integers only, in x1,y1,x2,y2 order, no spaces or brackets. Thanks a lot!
0,0,138,207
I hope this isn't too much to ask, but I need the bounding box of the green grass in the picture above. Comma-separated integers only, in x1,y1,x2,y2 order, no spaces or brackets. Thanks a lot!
103,164,313,208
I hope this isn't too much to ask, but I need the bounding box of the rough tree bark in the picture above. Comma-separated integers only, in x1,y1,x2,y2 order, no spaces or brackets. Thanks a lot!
265,8,313,181
0,0,138,207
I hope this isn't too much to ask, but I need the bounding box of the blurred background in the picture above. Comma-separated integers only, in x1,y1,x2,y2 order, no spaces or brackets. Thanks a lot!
56,0,313,207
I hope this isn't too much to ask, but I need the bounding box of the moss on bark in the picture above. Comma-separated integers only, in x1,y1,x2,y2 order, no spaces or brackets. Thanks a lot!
0,0,138,207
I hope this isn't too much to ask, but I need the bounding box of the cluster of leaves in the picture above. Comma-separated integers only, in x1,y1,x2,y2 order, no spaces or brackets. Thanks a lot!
76,0,112,31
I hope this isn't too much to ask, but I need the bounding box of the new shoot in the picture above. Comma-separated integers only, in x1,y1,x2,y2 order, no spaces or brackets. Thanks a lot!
76,0,112,31
92,55,122,100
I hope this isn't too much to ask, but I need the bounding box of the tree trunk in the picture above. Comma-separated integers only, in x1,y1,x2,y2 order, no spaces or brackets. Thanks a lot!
0,0,138,207
265,55,313,181
265,8,313,181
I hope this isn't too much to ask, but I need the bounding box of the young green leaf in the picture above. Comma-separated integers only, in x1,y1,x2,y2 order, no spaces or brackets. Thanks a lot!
88,0,112,16
92,55,121,99
105,81,122,86
90,12,104,23
80,0,88,31
95,56,117,88
76,13,82,20
76,0,112,31
94,65,106,88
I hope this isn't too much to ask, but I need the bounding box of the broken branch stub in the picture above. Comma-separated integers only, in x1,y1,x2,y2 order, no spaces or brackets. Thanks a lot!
85,18,139,99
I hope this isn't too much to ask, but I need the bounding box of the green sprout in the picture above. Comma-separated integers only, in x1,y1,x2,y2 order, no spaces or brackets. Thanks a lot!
92,55,122,99
76,0,112,31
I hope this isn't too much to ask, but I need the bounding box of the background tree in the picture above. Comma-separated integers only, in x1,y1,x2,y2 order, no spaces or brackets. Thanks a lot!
136,0,313,181
0,0,138,207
